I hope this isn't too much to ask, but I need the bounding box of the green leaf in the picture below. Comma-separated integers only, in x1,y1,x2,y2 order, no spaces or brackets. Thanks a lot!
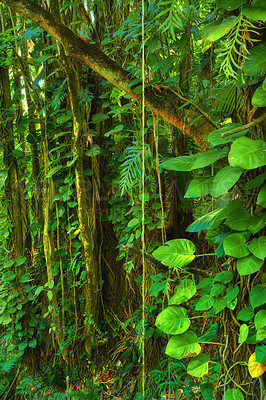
252,85,266,107
228,137,266,169
19,274,30,283
250,284,266,308
184,177,213,198
127,218,140,228
246,172,266,190
239,324,249,343
28,338,37,348
223,388,244,400
225,208,250,231
187,354,210,378
85,144,101,157
91,113,109,123
169,279,196,305
211,167,243,197
248,237,266,259
15,256,27,266
213,296,226,313
208,123,249,147
34,53,54,62
186,209,222,232
257,185,266,208
152,239,196,268
1,271,16,282
244,42,266,77
161,148,228,171
237,254,263,276
155,306,190,335
243,0,266,22
255,346,266,364
255,310,266,329
195,295,213,311
56,111,72,124
237,306,254,321
217,0,246,10
209,199,242,230
165,331,201,359
215,271,234,283
223,233,250,258
47,290,53,301
200,382,215,400
226,286,239,302
18,342,27,351
248,213,266,234
256,327,266,341
202,16,237,41
161,155,197,171
149,281,167,297
35,286,43,296
210,284,225,297
197,323,218,343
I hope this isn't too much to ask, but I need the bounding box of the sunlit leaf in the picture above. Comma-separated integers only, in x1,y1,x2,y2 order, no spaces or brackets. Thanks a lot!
248,353,266,378
165,331,201,359
187,354,210,377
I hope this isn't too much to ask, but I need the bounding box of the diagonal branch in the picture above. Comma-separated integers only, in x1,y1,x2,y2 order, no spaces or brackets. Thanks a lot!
3,0,218,149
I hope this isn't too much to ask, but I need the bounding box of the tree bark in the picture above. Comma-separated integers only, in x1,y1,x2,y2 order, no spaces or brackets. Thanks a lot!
2,0,218,150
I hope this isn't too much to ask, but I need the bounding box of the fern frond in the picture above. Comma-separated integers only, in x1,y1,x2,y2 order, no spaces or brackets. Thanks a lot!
119,141,152,195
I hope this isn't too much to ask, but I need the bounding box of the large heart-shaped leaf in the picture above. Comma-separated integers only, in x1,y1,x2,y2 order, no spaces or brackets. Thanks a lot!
208,123,249,147
223,233,250,258
243,0,266,22
255,346,266,364
187,354,210,377
228,137,266,169
153,239,196,268
239,324,249,343
223,388,244,400
210,199,243,230
248,213,266,234
161,148,228,171
248,353,266,378
165,331,201,359
252,85,266,107
217,0,246,10
211,166,243,197
184,177,213,198
237,254,263,276
169,279,196,305
225,208,250,231
244,42,266,77
250,284,266,308
237,307,254,321
197,324,218,343
248,237,266,259
255,310,266,329
186,209,222,232
202,16,237,41
155,306,190,335
195,295,213,311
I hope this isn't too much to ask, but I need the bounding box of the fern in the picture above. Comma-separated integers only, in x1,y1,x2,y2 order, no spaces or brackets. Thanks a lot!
156,0,200,39
119,141,152,195
217,16,260,80
50,82,67,110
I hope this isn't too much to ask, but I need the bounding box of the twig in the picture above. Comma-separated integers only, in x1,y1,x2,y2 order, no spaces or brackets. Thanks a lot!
221,113,266,138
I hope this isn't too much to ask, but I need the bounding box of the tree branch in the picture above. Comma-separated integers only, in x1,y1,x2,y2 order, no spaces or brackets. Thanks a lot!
221,113,266,138
2,0,220,150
